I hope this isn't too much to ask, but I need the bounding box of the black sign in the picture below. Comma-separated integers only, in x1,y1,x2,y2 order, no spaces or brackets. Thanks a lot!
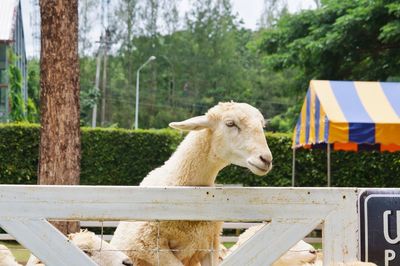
360,189,400,265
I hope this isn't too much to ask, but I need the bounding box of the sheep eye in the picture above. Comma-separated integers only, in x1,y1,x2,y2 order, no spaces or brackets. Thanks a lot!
225,121,236,128
83,250,92,256
225,121,240,131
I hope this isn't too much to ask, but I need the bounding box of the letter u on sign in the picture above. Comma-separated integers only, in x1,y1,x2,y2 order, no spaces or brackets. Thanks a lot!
383,210,400,244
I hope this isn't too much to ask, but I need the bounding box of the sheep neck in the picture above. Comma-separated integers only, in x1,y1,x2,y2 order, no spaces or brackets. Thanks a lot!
170,129,228,186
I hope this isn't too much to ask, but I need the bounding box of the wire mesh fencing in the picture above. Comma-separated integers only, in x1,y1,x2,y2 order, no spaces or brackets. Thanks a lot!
0,219,323,265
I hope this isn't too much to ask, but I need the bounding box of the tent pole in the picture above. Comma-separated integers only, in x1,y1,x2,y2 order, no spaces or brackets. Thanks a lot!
292,148,296,187
327,143,331,187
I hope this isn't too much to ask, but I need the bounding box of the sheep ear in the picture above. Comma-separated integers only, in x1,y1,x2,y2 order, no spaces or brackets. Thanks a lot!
169,115,211,131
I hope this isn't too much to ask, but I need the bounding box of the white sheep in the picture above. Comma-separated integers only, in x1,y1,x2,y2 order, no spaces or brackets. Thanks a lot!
219,241,317,266
0,244,22,266
26,230,133,266
303,258,377,266
222,224,317,265
221,224,377,266
302,251,377,266
111,102,273,265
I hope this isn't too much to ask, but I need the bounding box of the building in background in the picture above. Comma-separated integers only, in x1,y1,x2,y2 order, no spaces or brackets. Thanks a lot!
0,0,27,122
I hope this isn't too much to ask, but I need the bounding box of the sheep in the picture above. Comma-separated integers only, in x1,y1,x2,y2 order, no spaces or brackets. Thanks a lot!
217,242,321,266
219,240,317,266
26,230,133,266
272,240,317,266
303,258,377,266
221,224,317,265
0,244,22,266
335,263,377,266
221,224,377,266
301,251,377,266
111,102,273,265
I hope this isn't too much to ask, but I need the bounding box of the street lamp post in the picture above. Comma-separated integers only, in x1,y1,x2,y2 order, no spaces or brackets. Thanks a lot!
134,56,156,129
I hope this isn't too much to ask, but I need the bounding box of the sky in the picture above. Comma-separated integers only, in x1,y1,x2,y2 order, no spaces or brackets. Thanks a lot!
21,0,317,58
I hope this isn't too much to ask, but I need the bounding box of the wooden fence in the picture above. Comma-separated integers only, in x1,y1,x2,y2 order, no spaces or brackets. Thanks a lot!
0,186,359,265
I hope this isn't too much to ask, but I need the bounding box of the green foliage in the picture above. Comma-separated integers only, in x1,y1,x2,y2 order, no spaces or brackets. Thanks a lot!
27,59,40,123
257,0,400,89
268,105,300,132
1,124,399,188
7,50,26,122
26,98,38,123
76,0,294,129
0,123,39,184
80,127,181,185
0,124,182,185
27,59,40,108
79,56,98,125
80,86,100,112
253,0,400,128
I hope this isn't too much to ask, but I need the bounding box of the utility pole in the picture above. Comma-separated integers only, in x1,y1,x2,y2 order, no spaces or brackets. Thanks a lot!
100,30,110,126
99,0,111,126
135,56,156,129
91,36,103,128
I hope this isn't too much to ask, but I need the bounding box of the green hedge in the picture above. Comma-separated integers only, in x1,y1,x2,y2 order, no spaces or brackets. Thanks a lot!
1,123,400,187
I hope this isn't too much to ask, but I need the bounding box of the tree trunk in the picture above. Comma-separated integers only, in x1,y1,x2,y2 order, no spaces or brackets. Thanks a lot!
39,0,80,235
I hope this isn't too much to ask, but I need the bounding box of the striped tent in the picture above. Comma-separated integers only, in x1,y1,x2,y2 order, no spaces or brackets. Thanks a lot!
293,80,400,152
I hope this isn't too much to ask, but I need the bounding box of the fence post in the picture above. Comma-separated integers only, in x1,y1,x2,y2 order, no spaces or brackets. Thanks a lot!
323,189,359,263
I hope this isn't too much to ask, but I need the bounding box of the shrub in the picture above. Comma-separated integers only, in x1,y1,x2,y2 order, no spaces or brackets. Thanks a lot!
0,123,399,187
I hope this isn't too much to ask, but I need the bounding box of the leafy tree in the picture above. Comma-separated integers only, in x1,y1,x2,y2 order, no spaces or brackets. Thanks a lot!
79,56,97,125
26,98,38,123
79,0,98,55
257,0,400,90
7,50,26,122
27,59,40,122
254,0,400,130
77,0,296,129
259,0,288,28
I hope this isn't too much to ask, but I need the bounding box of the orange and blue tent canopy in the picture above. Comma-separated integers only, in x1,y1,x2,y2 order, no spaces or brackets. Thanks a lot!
293,80,400,152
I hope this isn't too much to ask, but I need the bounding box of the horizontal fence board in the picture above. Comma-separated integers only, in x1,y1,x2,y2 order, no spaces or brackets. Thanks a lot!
304,237,322,244
221,236,239,243
0,233,14,240
0,186,353,220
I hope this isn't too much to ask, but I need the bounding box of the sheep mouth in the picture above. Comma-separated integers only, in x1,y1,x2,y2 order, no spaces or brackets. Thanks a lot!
248,161,270,174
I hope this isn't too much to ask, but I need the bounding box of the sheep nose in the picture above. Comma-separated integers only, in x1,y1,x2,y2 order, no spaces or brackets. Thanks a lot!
259,153,272,167
122,258,133,266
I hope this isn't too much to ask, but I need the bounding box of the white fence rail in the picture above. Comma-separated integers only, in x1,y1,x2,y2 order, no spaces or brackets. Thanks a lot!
0,221,268,242
0,185,359,265
0,221,322,242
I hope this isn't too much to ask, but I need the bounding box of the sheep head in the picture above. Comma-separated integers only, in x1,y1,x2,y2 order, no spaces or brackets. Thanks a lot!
273,240,317,266
68,230,133,266
169,102,272,176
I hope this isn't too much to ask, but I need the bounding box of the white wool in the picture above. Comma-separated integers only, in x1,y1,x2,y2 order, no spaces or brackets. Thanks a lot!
335,263,377,266
303,260,377,266
26,230,132,266
222,224,317,266
221,225,376,266
0,244,22,266
301,252,377,266
273,240,317,266
111,102,273,265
